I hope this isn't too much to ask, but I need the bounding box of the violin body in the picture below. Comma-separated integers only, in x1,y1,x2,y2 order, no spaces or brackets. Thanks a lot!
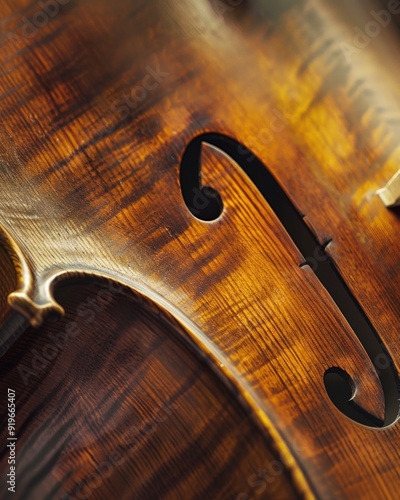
1,0,400,498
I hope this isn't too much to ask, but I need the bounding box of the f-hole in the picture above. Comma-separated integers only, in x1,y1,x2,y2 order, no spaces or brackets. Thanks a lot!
180,132,399,428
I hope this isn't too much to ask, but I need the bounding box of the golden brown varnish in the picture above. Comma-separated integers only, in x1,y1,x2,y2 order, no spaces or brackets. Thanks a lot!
0,0,400,498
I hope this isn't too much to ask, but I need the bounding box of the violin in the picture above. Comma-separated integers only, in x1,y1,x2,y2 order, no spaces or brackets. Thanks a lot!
1,0,400,498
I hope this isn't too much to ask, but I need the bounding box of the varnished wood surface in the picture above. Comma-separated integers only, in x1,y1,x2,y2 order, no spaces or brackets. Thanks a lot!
1,278,301,499
0,0,400,498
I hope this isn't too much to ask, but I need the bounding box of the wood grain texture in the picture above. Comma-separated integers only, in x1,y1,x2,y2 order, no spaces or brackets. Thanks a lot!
0,0,400,498
0,278,301,499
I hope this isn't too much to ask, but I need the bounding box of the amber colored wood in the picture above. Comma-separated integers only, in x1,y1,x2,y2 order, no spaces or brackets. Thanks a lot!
1,0,400,499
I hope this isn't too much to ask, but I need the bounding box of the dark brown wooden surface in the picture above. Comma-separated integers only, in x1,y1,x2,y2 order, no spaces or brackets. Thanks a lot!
0,0,400,498
1,278,301,499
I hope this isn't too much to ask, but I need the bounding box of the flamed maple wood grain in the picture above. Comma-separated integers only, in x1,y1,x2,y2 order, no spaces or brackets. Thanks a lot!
0,0,400,498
